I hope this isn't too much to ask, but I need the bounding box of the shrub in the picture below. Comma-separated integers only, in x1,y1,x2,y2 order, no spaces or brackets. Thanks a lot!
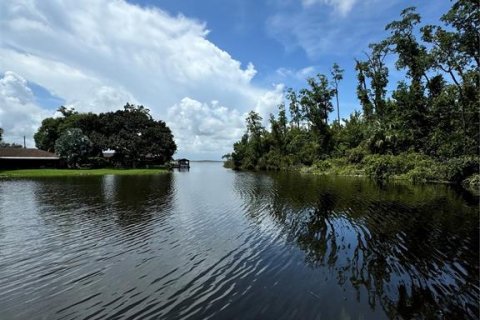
463,174,480,193
346,146,367,164
87,156,110,169
362,153,430,180
313,159,332,172
443,156,480,183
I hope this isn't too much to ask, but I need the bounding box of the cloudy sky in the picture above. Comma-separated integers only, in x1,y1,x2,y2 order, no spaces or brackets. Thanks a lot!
0,0,450,159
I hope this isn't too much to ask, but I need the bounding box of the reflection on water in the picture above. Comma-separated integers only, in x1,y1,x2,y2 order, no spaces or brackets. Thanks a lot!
0,163,478,319
242,173,479,319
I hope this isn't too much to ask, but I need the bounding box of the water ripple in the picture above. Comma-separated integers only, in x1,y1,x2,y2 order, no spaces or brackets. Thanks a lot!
0,165,478,319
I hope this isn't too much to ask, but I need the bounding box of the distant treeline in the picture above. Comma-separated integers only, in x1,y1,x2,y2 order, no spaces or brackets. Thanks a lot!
34,104,176,168
224,1,479,185
0,128,23,149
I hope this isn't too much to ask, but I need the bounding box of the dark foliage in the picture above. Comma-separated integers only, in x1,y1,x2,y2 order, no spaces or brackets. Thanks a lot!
34,103,176,168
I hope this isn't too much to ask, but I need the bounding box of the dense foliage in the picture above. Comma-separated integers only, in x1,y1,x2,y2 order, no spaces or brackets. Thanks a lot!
54,128,92,168
225,1,479,185
35,104,177,168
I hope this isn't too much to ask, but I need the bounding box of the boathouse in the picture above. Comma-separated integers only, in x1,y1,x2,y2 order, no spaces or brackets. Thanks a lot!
171,158,190,169
0,148,61,169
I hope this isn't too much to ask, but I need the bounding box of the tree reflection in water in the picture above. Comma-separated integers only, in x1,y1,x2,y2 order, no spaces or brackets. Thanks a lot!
240,172,479,319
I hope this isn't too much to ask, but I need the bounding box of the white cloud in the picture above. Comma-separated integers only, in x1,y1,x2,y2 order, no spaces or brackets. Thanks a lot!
0,0,282,159
0,71,51,147
167,98,245,159
254,83,285,120
276,66,316,80
301,0,358,16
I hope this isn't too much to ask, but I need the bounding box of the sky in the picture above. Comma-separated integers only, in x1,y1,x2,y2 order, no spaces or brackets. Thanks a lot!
0,0,452,159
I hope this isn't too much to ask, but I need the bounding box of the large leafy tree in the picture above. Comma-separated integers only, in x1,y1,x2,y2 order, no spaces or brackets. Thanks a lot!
354,43,389,121
34,103,176,168
98,103,176,167
34,117,63,152
298,74,335,155
55,128,92,168
422,0,479,155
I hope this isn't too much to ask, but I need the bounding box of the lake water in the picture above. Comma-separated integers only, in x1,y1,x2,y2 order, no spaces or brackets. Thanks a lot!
0,162,478,319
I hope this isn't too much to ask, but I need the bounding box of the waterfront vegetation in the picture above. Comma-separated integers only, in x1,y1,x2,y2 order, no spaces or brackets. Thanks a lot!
224,1,479,188
34,103,176,168
0,168,168,178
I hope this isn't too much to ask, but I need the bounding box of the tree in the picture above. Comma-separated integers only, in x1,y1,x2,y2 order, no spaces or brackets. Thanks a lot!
299,74,335,155
421,0,480,154
55,128,92,168
269,104,288,154
330,63,344,123
355,42,389,121
34,103,177,168
225,1,479,176
98,103,176,167
287,88,302,128
34,117,63,152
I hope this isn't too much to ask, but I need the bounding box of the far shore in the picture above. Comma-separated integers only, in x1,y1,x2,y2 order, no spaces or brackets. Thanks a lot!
0,168,169,178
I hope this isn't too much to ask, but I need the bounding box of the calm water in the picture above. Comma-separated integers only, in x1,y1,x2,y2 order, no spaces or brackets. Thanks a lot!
0,162,478,320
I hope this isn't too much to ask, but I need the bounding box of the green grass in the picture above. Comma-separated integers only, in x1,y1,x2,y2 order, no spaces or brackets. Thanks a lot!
0,168,169,178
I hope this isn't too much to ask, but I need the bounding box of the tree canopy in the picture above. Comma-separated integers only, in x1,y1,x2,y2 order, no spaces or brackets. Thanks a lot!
55,128,92,168
34,104,177,168
225,1,479,184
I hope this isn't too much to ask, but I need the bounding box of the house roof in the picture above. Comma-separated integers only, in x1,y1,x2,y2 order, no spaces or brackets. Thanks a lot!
0,148,59,159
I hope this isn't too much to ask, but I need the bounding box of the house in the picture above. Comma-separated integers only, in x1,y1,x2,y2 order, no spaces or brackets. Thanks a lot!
0,148,61,169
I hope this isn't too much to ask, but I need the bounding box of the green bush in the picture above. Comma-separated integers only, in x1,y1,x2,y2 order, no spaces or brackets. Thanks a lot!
87,156,110,169
346,146,367,164
443,156,480,183
463,174,480,193
362,153,432,180
313,159,332,172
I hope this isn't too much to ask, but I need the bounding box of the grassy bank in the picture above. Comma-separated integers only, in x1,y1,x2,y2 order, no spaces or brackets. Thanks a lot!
0,168,169,178
300,153,479,189
226,153,479,193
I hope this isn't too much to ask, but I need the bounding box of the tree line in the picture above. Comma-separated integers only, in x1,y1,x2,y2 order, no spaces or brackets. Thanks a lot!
0,128,23,148
34,104,176,168
224,1,479,184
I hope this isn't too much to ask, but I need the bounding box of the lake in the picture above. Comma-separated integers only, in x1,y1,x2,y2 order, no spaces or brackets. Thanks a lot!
0,162,478,319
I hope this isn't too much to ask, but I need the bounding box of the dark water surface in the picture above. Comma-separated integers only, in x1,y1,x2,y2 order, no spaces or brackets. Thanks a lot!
0,163,478,320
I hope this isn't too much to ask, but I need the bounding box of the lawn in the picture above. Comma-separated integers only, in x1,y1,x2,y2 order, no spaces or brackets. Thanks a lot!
0,168,169,178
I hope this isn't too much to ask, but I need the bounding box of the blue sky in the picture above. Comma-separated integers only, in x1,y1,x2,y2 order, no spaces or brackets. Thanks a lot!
133,0,450,116
0,0,452,159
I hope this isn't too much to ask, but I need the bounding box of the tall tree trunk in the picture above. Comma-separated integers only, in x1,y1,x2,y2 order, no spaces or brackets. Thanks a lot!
336,92,340,123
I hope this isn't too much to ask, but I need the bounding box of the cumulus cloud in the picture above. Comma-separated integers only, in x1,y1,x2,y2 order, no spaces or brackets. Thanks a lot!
0,0,282,158
167,98,245,158
0,71,51,147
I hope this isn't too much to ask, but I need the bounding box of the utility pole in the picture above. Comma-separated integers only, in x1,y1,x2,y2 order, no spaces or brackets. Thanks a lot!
24,136,26,149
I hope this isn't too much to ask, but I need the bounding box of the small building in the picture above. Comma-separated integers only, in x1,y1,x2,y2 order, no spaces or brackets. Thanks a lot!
171,158,190,169
0,148,61,169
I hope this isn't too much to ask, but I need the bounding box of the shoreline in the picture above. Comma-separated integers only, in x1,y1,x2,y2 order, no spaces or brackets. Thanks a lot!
224,154,480,195
0,168,169,178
